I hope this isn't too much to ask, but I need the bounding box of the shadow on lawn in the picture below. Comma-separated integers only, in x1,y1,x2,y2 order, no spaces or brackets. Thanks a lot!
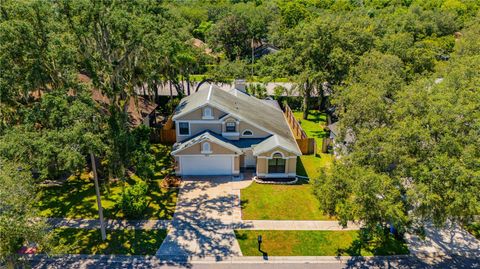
37,177,102,219
37,175,178,220
295,155,323,184
50,228,167,255
337,234,409,257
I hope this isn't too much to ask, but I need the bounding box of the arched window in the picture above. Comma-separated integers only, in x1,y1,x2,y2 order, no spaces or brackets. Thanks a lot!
242,130,253,136
202,142,212,153
203,107,213,119
268,152,286,173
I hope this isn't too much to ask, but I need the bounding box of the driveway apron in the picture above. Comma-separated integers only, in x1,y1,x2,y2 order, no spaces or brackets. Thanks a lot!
156,177,243,259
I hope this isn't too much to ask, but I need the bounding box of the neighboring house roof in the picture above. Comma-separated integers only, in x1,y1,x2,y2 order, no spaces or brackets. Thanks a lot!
327,121,355,144
79,74,158,128
326,122,339,137
30,74,157,128
173,84,301,156
189,38,215,57
254,44,280,59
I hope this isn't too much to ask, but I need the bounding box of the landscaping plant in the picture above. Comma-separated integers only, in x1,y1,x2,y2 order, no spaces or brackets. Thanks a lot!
119,182,149,219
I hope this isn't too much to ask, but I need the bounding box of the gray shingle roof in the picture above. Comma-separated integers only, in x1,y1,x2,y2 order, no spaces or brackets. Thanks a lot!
173,84,301,156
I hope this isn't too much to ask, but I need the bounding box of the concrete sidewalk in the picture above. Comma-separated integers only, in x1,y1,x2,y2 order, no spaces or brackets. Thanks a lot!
46,218,360,231
236,220,360,230
47,218,171,230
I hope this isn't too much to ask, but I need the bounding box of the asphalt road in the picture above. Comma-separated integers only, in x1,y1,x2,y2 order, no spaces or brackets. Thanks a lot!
28,255,480,269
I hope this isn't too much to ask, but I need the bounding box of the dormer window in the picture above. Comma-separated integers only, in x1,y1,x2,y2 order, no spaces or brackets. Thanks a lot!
202,107,213,119
201,142,212,153
242,130,253,136
226,122,236,132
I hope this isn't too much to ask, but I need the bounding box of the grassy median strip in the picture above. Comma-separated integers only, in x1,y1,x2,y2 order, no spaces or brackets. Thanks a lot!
51,228,166,255
234,230,409,256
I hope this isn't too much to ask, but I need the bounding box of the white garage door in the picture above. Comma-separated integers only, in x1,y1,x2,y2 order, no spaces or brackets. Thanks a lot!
180,155,233,175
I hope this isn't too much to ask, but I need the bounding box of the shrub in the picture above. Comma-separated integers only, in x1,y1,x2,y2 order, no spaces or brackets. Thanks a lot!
119,181,149,219
160,175,182,188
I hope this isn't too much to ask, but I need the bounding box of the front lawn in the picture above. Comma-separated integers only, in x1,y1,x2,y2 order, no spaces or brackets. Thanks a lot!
51,228,166,255
37,175,178,220
241,109,334,220
241,154,333,220
235,230,409,256
36,144,178,220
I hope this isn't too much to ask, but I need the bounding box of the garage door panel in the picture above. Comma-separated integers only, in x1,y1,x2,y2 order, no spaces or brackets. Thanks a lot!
181,155,232,175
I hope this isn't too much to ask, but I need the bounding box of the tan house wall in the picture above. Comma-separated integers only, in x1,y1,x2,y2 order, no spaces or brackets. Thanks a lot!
238,121,270,138
176,106,227,120
239,154,245,168
258,147,297,158
256,147,298,177
287,157,297,174
234,156,239,171
174,141,237,155
257,158,267,174
189,123,222,138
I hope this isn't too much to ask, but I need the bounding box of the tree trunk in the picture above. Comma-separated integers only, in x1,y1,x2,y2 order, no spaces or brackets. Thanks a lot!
90,152,106,241
302,80,310,120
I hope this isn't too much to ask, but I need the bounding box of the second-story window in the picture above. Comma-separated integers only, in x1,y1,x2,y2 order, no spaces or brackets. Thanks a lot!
179,122,190,135
226,122,236,133
203,107,213,119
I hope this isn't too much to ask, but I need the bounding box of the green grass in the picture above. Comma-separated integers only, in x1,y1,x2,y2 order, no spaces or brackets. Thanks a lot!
36,144,178,220
235,230,409,256
240,110,333,220
241,155,333,220
51,228,166,255
466,222,480,239
293,110,328,153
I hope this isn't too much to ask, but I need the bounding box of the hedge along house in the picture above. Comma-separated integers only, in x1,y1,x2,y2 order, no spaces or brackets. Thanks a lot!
171,80,301,178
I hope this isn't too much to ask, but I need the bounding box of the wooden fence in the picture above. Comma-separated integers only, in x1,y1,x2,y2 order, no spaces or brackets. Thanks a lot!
151,116,177,144
284,104,307,139
283,104,316,155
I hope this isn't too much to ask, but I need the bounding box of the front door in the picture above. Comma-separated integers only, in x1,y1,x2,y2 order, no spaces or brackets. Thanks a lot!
244,150,256,167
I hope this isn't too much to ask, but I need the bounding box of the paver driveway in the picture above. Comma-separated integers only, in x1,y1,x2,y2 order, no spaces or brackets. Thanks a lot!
156,176,246,259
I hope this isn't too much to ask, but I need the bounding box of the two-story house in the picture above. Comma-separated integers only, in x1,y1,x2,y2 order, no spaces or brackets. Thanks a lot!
171,81,301,178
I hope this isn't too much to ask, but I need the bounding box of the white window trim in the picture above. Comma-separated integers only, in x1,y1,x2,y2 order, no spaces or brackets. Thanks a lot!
202,107,214,120
201,142,212,154
268,151,285,159
222,132,239,136
225,121,237,133
242,129,254,136
178,121,191,136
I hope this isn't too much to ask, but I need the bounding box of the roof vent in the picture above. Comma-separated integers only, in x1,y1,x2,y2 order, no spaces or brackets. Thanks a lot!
234,79,246,92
